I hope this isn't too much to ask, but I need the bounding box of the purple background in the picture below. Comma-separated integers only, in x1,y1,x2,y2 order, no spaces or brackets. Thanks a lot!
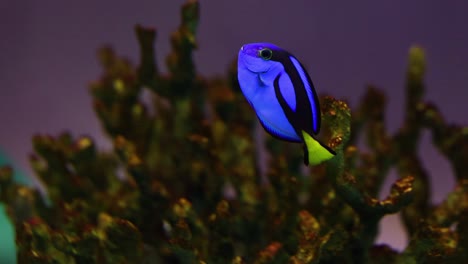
1,0,467,250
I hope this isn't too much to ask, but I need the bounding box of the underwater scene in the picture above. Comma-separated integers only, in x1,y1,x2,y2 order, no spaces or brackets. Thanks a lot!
1,1,468,263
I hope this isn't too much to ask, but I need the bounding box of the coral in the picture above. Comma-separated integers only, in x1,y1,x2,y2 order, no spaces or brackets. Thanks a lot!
1,0,467,263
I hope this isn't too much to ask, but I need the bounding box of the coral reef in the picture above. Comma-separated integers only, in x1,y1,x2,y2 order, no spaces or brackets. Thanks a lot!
1,1,467,263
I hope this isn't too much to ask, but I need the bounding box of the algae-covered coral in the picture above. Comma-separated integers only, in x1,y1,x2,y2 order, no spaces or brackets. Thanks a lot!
1,1,467,263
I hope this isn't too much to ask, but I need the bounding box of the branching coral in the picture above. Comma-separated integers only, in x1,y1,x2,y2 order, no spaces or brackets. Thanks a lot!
1,1,467,263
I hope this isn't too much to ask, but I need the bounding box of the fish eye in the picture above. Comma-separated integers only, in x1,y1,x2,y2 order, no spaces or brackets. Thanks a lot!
259,48,273,60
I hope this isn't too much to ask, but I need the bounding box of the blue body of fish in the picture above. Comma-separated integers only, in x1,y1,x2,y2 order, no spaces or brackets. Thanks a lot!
237,42,335,165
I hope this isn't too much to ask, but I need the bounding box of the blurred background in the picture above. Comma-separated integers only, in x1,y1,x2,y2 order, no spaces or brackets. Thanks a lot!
1,0,467,252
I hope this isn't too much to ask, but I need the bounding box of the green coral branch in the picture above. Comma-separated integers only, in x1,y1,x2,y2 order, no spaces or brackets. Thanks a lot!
418,101,468,181
165,0,200,99
346,46,432,242
135,25,158,89
429,180,468,227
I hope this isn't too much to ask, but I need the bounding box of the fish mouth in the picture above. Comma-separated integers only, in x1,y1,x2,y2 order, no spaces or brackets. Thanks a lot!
240,45,260,58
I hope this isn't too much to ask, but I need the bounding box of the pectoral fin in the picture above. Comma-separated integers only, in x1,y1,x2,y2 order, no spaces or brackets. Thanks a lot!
301,131,335,166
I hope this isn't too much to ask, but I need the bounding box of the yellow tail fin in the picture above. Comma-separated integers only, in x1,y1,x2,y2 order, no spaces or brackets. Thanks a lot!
301,131,335,166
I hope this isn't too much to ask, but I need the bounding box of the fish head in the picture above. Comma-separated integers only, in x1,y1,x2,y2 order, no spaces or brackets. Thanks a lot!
238,42,281,73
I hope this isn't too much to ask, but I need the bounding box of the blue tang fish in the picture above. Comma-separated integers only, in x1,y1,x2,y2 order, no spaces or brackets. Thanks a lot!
237,42,335,165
